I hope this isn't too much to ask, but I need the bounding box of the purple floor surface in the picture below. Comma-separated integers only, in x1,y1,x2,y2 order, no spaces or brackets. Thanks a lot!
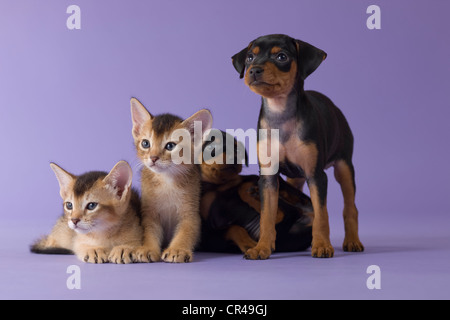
1,215,449,300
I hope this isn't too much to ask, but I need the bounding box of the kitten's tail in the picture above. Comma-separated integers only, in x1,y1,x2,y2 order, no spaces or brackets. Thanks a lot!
30,236,74,255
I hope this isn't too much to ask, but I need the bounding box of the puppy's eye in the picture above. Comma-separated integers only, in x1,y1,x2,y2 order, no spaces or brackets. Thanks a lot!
276,53,288,62
141,139,150,149
65,202,73,210
86,202,98,211
165,142,177,151
246,53,254,63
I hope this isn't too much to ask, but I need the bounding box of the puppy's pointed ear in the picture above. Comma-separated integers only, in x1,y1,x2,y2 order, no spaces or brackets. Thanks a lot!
50,163,76,199
295,39,327,80
130,98,153,139
231,42,253,79
103,161,133,201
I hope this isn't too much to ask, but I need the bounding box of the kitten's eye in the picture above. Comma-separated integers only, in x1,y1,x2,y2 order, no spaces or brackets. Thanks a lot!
246,53,254,63
165,142,177,151
141,139,150,149
86,202,98,211
65,202,73,210
276,52,288,62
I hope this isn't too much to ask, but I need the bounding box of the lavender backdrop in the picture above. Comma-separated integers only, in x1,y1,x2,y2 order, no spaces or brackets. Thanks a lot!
1,0,449,226
0,0,449,300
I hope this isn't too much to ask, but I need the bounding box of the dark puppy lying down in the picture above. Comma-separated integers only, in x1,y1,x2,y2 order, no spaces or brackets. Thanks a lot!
197,131,313,253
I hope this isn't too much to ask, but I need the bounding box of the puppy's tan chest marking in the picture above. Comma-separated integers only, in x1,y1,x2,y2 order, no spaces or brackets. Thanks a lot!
260,117,316,175
279,137,318,176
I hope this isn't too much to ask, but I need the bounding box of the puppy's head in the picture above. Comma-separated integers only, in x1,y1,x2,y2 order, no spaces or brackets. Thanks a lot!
232,34,327,98
200,130,248,185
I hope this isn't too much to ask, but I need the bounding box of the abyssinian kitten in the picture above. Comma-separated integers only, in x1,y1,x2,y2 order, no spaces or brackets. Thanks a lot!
130,98,213,263
30,161,143,264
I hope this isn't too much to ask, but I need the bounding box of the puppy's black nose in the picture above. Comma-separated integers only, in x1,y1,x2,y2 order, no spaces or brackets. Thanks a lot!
249,67,264,78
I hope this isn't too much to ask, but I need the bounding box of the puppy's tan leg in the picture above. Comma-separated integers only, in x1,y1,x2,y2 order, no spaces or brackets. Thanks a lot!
244,175,279,260
334,160,364,252
308,174,334,258
226,226,257,253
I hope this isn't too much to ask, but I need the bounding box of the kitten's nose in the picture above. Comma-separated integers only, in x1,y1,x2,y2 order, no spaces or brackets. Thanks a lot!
150,156,159,163
71,218,80,226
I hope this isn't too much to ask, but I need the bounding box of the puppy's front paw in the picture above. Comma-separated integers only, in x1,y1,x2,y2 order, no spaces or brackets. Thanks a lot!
244,245,272,260
82,248,109,264
162,248,193,263
109,246,136,264
311,243,334,258
135,246,161,263
343,239,364,252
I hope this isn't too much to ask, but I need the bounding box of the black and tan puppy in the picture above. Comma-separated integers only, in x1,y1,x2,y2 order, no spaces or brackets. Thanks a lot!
198,130,313,254
232,34,364,259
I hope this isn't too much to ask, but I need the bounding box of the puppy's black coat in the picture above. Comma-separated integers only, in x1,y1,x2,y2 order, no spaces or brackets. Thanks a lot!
232,34,364,259
197,131,313,254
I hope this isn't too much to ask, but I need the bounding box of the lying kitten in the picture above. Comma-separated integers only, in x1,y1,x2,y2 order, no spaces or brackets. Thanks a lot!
31,161,143,264
130,98,212,263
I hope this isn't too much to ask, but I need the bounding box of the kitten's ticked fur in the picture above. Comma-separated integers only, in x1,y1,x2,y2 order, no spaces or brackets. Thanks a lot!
31,161,143,264
130,98,213,263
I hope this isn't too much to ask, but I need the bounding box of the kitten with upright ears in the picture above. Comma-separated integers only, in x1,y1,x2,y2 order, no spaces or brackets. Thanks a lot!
130,98,213,263
30,161,143,264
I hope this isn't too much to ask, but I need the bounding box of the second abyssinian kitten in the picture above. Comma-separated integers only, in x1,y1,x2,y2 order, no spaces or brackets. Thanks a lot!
30,161,143,264
130,98,213,263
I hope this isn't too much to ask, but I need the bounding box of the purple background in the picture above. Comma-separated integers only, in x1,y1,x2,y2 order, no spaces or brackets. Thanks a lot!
0,0,449,300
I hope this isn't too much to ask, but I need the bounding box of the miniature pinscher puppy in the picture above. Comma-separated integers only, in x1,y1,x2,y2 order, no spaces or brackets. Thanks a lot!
198,130,313,254
232,34,364,259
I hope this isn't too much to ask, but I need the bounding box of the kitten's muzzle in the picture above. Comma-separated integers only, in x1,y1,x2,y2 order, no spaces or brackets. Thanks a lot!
150,156,159,164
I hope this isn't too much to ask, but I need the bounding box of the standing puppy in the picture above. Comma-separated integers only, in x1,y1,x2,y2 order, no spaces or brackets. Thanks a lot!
232,34,364,259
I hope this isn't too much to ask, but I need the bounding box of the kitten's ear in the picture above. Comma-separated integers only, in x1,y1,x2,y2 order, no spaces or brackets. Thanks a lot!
50,163,75,199
103,161,133,201
182,109,213,137
130,98,153,139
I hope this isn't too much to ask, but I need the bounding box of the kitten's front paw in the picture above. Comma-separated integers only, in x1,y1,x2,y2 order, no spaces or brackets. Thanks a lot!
109,246,136,264
162,248,193,263
135,246,161,263
82,248,109,264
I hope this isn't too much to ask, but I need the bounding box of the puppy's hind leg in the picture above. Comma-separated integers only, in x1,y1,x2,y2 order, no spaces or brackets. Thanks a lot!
226,226,257,254
334,160,364,252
